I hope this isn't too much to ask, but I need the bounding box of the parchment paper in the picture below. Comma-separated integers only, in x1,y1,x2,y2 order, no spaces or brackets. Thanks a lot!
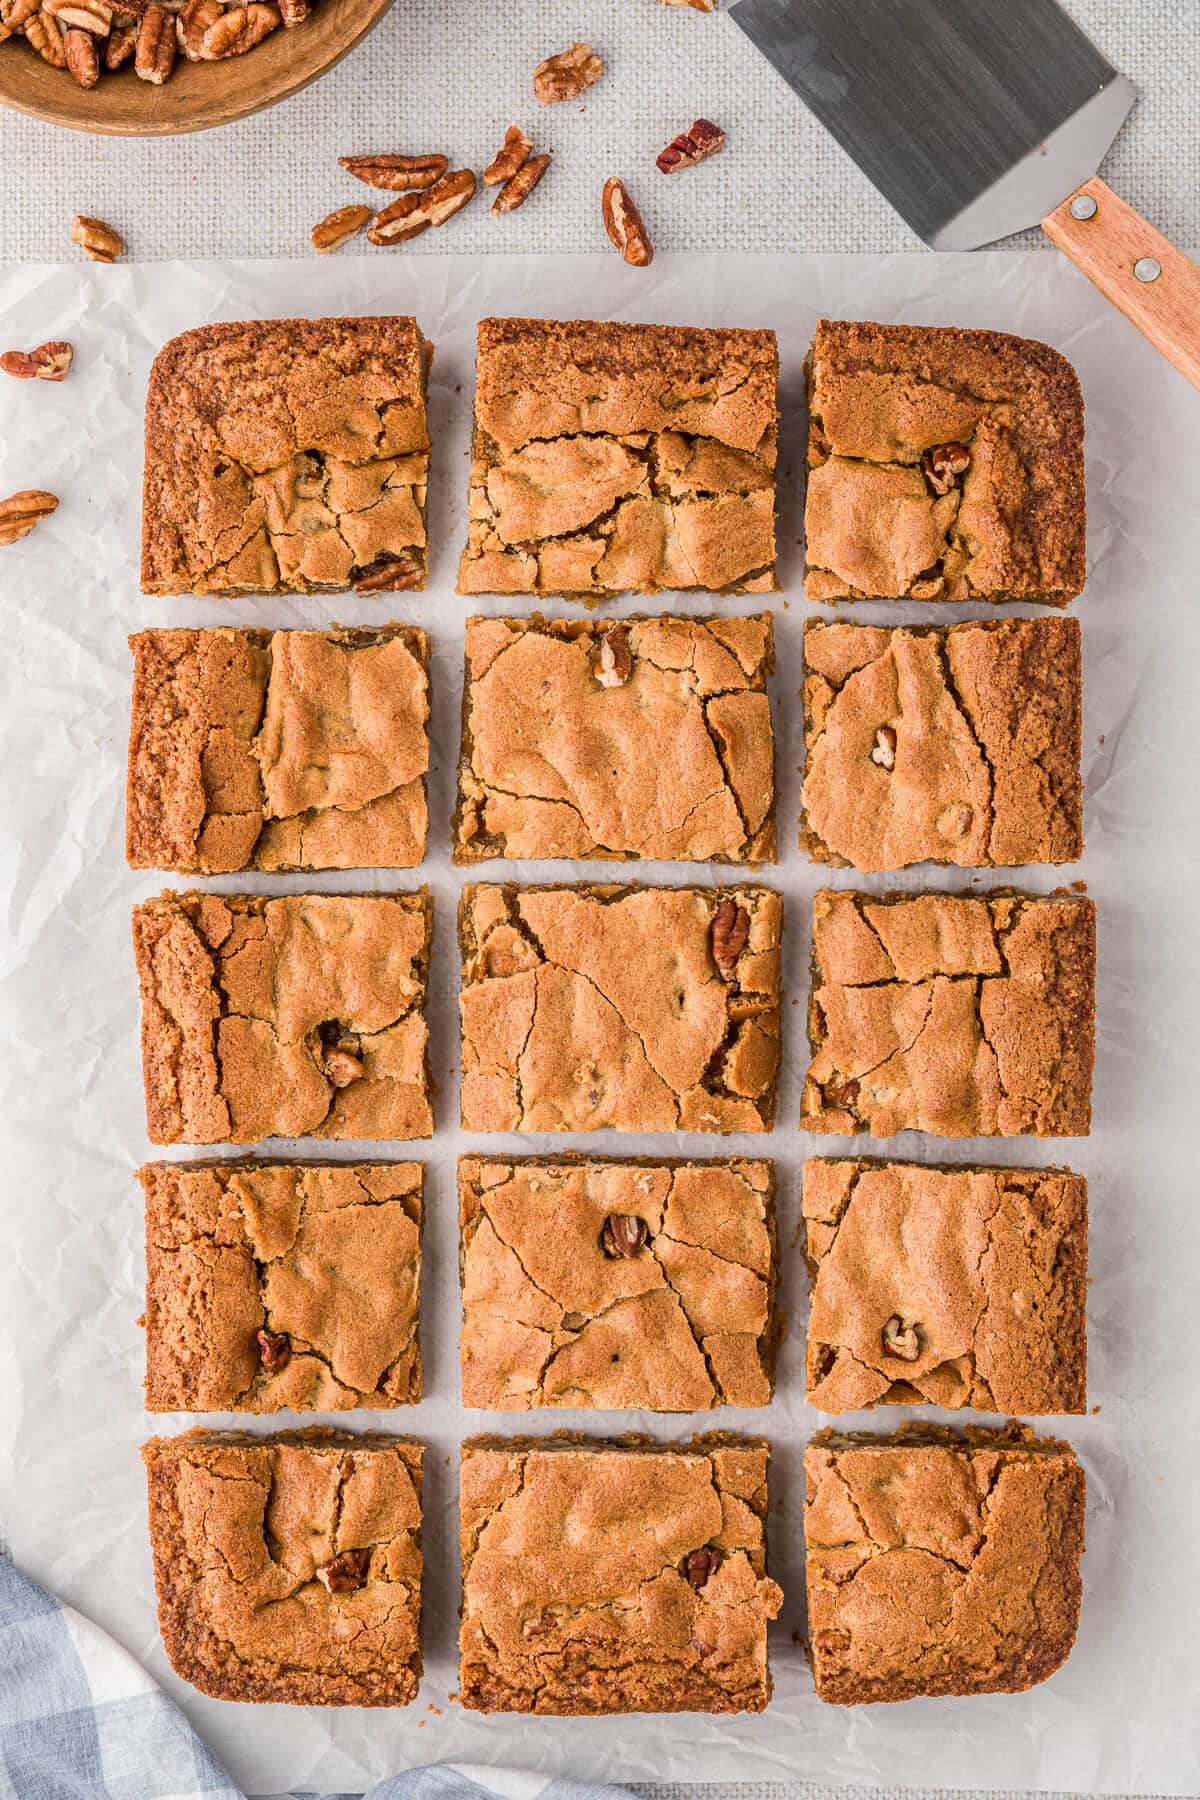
0,252,1197,1797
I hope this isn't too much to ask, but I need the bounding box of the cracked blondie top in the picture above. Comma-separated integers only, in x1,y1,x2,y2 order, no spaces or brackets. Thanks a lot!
458,882,782,1133
133,889,433,1145
801,888,1095,1138
458,1156,776,1411
141,1160,422,1412
805,1424,1084,1703
143,1430,423,1705
803,1158,1087,1414
454,613,775,864
804,319,1085,605
457,317,778,597
802,617,1082,871
127,625,429,873
142,318,431,597
459,1435,782,1713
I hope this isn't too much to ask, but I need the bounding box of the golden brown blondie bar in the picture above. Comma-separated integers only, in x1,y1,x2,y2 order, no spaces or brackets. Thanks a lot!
127,625,429,872
141,1160,422,1411
802,616,1082,870
803,1157,1087,1413
805,1425,1084,1703
144,1430,423,1704
454,613,775,863
142,317,430,596
459,882,782,1133
133,889,433,1143
805,319,1085,604
801,888,1095,1137
458,1155,776,1410
459,1434,782,1713
457,317,777,597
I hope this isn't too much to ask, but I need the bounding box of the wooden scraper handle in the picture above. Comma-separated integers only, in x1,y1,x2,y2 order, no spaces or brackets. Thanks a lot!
1042,178,1200,389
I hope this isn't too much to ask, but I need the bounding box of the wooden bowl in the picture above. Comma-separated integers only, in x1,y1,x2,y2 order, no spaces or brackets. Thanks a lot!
0,0,395,135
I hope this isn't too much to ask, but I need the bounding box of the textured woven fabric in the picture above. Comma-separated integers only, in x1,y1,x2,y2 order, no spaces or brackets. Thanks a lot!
0,0,1195,262
632,1792,1175,1800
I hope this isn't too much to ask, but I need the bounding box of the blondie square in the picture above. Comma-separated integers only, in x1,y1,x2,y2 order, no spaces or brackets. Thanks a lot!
804,319,1085,605
454,613,775,863
458,1155,776,1410
801,617,1082,870
803,1158,1087,1413
801,888,1095,1138
143,1430,423,1704
142,318,430,596
457,317,778,597
805,1425,1084,1703
127,625,429,873
133,889,433,1144
141,1160,422,1411
459,1435,782,1713
458,882,782,1133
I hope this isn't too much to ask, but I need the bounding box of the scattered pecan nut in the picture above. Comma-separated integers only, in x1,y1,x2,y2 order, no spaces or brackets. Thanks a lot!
311,203,371,253
493,152,552,214
64,25,99,85
710,896,749,979
175,0,221,58
367,168,476,244
595,624,632,687
657,117,725,174
602,176,653,267
368,193,440,248
484,125,532,187
316,1548,371,1594
352,552,422,592
200,0,279,58
420,167,477,223
339,152,449,192
684,1547,724,1590
278,0,307,20
135,4,176,82
921,441,970,496
601,1213,648,1258
105,20,136,64
870,725,896,769
533,39,603,102
0,490,59,546
44,0,111,34
71,215,123,263
256,1328,291,1373
2,0,41,28
0,342,73,381
882,1315,921,1361
25,12,66,64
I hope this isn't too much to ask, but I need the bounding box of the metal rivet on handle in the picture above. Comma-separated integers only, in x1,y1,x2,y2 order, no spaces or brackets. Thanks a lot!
1069,194,1098,220
1133,257,1162,283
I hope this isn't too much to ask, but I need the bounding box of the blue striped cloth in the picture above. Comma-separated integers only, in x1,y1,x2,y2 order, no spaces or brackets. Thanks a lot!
0,1558,641,1800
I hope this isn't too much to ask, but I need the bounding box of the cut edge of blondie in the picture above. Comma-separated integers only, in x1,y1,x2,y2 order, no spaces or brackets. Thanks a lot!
142,1427,424,1706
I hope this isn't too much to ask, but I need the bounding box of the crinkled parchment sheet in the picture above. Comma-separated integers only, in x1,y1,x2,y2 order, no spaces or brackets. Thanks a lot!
0,253,1197,1796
